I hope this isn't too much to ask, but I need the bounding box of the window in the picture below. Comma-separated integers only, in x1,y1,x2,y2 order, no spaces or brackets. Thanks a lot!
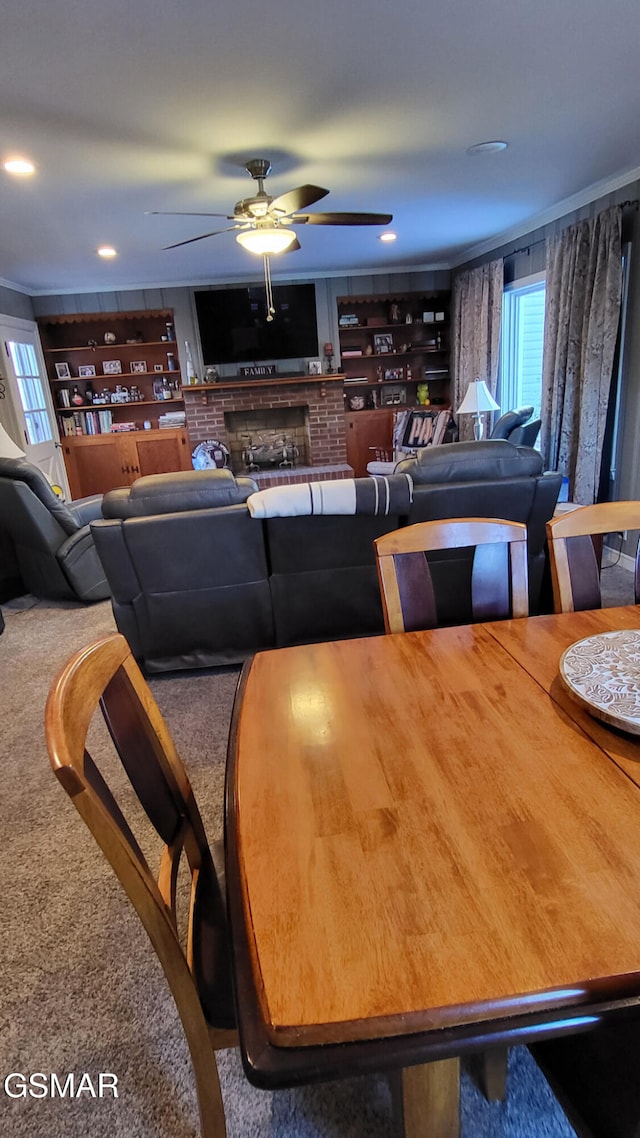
6,339,53,446
498,274,545,418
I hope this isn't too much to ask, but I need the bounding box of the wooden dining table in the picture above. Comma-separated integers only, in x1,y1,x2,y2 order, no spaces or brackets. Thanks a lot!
225,605,640,1137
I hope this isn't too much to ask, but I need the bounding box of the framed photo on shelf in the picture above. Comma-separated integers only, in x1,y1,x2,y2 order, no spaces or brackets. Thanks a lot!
102,359,122,376
373,333,393,354
384,367,404,382
130,360,147,374
78,364,96,378
55,362,71,379
382,385,406,406
154,363,164,372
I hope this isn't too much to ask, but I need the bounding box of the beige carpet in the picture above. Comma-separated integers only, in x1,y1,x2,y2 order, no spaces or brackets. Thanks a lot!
0,593,586,1137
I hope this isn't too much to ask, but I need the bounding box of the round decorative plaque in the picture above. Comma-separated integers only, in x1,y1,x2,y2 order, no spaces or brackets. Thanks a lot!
559,629,640,734
192,440,230,470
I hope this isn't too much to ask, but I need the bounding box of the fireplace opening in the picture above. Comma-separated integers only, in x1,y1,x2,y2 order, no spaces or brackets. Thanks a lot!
224,406,311,472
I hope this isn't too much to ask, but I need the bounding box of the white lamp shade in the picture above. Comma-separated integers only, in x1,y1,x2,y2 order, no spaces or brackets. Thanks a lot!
236,227,296,255
457,379,500,415
0,422,26,459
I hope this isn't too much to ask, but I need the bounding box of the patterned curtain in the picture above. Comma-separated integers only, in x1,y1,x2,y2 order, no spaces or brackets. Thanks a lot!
541,205,622,504
451,258,503,441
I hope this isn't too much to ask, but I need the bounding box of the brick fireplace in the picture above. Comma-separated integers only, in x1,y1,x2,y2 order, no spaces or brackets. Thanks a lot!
183,374,352,482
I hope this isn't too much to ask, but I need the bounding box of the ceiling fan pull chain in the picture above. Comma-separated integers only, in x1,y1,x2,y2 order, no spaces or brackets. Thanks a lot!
264,255,276,320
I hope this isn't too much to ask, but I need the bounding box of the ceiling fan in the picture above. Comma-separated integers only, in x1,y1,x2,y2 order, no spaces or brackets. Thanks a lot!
149,157,392,254
149,158,392,317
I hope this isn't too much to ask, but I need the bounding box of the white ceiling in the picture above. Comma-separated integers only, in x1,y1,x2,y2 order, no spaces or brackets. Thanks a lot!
2,0,640,295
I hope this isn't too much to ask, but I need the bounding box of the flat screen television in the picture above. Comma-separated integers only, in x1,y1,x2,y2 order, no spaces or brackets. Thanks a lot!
194,283,319,366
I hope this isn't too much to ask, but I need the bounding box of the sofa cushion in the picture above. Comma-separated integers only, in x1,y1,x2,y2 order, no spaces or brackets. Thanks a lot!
396,440,543,484
247,474,413,518
102,469,258,519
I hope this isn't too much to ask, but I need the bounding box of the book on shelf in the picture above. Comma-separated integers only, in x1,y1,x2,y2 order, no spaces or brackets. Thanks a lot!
110,422,137,432
61,408,114,436
344,376,368,384
158,411,186,428
342,349,363,358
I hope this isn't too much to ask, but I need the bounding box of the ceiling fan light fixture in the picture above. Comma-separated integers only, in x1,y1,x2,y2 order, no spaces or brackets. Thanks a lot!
379,231,397,242
236,227,297,255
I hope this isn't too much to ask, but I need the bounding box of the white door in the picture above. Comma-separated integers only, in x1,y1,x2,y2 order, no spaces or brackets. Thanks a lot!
0,315,69,496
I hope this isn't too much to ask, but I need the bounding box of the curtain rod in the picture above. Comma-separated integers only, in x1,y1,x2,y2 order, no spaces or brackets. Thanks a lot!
503,238,545,260
504,200,639,260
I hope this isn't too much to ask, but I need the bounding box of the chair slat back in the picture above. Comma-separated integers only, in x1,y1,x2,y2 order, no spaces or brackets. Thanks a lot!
374,518,529,634
546,502,640,613
387,551,438,632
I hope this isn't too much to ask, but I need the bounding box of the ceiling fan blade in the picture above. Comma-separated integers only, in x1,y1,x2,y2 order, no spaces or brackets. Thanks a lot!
148,210,235,218
292,211,393,226
269,185,330,217
162,225,240,250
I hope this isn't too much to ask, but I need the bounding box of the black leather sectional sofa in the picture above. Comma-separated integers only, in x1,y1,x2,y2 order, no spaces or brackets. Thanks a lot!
91,441,562,673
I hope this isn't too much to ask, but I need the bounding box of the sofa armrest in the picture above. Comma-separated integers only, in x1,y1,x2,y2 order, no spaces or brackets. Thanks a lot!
56,527,110,602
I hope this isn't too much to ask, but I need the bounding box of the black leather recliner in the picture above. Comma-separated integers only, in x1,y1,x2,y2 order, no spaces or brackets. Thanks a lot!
510,419,542,448
490,405,542,448
0,457,109,602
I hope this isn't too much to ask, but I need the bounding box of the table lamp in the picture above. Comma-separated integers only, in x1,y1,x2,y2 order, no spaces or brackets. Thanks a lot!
457,379,499,440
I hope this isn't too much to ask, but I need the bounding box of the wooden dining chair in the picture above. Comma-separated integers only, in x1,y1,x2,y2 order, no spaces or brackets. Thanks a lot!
546,501,640,613
374,517,529,633
45,632,238,1138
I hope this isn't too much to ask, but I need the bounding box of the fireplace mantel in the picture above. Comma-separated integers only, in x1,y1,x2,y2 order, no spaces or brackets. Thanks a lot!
182,373,345,393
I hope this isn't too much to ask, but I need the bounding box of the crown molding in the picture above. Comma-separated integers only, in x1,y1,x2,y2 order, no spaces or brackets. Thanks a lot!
0,274,33,295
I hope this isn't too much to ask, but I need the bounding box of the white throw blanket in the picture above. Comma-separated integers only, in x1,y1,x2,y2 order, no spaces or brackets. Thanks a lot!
246,474,414,519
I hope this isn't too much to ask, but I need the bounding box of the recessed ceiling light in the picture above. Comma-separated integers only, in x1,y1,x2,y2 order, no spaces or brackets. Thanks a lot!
466,141,509,156
97,246,117,258
3,157,35,175
379,232,397,243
